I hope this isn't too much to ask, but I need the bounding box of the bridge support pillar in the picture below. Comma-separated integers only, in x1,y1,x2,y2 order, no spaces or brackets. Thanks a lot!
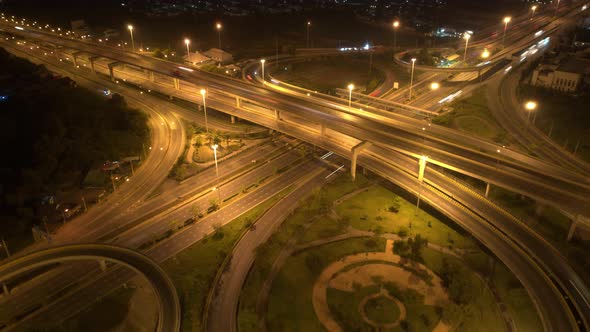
235,96,241,108
274,109,280,121
231,115,236,124
2,283,8,296
320,123,326,137
148,71,155,82
418,156,428,182
71,52,82,67
173,78,180,90
89,56,99,74
53,47,60,61
99,259,107,272
567,215,580,241
351,142,371,181
107,62,122,83
485,183,491,198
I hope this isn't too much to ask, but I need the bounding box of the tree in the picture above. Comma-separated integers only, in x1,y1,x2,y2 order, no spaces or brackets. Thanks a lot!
409,234,428,262
223,133,231,147
191,204,201,218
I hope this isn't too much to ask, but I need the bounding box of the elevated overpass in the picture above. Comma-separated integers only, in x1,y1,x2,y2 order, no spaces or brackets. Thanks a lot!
0,244,180,332
2,22,587,217
2,18,590,332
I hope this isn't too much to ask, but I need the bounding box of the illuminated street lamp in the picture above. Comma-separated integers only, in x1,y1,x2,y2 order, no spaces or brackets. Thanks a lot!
260,59,266,83
393,20,400,50
200,89,209,133
409,58,416,100
481,48,490,59
502,16,511,48
463,32,471,63
184,38,191,61
525,100,537,123
127,25,135,52
216,22,222,49
306,21,311,48
347,84,354,108
531,5,538,20
430,82,440,90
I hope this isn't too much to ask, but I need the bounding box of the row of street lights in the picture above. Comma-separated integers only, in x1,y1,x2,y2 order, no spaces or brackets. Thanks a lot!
127,22,224,55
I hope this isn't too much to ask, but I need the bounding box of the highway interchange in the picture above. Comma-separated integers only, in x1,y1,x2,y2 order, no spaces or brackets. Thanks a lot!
0,3,590,332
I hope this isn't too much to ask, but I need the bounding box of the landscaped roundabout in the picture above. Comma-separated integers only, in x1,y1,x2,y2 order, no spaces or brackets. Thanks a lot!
314,239,449,331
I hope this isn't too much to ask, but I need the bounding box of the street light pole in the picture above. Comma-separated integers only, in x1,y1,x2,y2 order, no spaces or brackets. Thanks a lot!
347,84,354,108
200,89,209,134
260,59,266,83
212,144,219,176
127,25,135,52
212,144,221,204
0,237,10,257
463,33,470,63
216,23,222,49
184,38,191,61
409,58,416,100
502,16,511,48
306,21,311,48
393,20,400,51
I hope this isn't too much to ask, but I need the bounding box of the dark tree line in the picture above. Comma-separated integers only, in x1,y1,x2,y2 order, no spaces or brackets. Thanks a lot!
0,48,149,246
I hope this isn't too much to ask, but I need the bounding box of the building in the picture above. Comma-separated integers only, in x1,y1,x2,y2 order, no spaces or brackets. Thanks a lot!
183,51,214,65
202,48,234,65
531,57,589,92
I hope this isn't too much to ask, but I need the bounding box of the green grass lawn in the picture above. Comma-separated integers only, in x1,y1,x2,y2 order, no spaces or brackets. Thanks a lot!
364,295,401,324
433,88,510,144
421,248,506,332
238,174,372,332
335,185,476,249
488,185,590,283
272,56,384,94
518,85,590,162
162,187,290,332
327,283,441,332
492,263,543,332
266,237,386,332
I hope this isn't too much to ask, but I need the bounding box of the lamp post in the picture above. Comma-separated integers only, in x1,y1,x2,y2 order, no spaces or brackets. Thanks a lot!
306,21,311,48
531,5,537,20
463,32,471,63
260,59,266,83
200,89,209,133
127,25,135,52
502,16,511,48
481,48,490,59
212,144,221,204
347,83,354,108
393,20,400,50
409,58,416,100
184,38,191,61
216,22,222,49
212,144,219,176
